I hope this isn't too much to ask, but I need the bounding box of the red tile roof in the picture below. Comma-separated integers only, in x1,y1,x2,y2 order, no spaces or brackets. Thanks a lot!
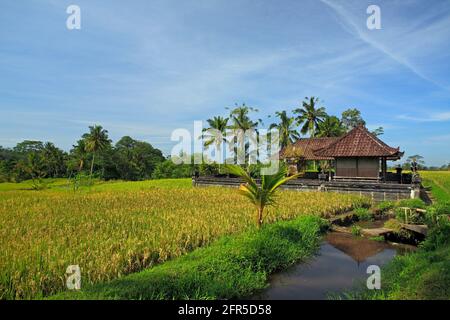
314,125,403,158
280,137,338,160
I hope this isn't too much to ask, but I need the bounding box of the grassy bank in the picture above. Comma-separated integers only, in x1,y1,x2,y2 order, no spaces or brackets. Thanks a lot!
51,215,329,300
421,171,450,203
0,179,368,299
347,172,450,300
345,226,450,300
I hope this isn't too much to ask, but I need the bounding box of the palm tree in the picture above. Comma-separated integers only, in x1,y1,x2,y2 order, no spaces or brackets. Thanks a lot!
22,152,47,189
269,111,300,149
228,104,260,131
294,97,328,137
202,116,229,172
226,164,300,228
227,104,260,165
71,139,89,172
83,125,111,181
317,115,345,137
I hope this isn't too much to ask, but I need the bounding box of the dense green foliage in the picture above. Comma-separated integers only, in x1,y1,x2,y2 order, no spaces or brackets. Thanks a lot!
51,215,329,300
0,130,165,183
376,200,395,213
354,207,373,221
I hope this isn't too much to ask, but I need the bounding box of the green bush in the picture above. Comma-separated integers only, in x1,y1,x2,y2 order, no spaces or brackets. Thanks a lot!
351,225,362,236
430,201,450,215
354,207,373,221
421,220,450,251
377,201,395,213
394,207,426,224
396,198,426,209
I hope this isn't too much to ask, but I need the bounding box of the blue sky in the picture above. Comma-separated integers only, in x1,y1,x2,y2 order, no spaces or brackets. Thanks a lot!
0,0,449,166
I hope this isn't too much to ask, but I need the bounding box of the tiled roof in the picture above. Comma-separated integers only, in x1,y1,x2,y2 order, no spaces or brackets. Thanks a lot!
280,137,338,160
314,125,402,158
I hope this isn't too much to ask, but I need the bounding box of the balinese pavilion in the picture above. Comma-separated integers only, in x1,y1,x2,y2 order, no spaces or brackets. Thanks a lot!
280,125,404,182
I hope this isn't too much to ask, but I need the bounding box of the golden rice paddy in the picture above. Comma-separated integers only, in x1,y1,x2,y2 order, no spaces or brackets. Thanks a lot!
0,181,369,299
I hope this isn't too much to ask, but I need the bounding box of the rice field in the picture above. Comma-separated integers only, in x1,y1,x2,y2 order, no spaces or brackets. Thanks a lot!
0,179,369,299
421,171,450,202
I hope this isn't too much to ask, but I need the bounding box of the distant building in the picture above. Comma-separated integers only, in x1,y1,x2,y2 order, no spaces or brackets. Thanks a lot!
280,125,404,181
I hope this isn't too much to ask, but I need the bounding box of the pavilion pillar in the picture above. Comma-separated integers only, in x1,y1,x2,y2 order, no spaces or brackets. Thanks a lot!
381,157,387,182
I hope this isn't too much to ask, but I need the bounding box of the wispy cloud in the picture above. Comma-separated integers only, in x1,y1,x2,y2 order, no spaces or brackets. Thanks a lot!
319,0,448,90
424,134,450,144
397,112,450,122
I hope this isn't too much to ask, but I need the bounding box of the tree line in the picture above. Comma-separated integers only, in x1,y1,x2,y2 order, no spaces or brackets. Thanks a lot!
0,126,166,183
1,97,447,183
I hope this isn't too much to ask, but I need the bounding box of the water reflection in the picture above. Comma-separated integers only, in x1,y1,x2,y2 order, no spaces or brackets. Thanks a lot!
252,232,413,300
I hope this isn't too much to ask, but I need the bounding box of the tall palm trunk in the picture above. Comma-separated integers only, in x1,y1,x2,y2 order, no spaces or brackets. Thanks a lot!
217,143,222,174
89,152,95,181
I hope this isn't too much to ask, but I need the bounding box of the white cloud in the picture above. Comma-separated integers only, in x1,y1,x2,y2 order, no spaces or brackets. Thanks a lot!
424,134,450,144
397,112,450,122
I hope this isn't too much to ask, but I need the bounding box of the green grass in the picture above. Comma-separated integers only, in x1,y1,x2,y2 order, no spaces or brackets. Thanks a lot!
421,171,450,203
354,207,373,221
51,215,328,300
0,178,192,192
0,178,68,191
89,178,192,191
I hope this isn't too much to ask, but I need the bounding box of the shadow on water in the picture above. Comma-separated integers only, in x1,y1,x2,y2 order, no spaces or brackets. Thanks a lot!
251,232,415,300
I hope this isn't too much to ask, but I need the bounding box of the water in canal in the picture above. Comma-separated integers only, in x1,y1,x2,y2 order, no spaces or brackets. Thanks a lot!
252,232,414,300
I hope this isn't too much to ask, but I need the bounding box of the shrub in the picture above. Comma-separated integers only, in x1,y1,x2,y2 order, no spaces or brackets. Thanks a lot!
396,198,426,209
351,225,362,236
430,201,450,215
394,207,426,224
377,201,395,213
354,207,373,221
421,220,450,251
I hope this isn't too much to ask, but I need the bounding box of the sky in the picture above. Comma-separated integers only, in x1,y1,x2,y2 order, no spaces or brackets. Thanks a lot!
0,0,449,166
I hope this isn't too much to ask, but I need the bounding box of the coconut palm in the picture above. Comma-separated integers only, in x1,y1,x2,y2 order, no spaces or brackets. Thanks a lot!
226,164,300,228
228,103,260,130
269,111,300,149
83,125,111,181
70,139,89,172
202,116,229,172
316,115,345,138
294,97,328,137
227,104,260,165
